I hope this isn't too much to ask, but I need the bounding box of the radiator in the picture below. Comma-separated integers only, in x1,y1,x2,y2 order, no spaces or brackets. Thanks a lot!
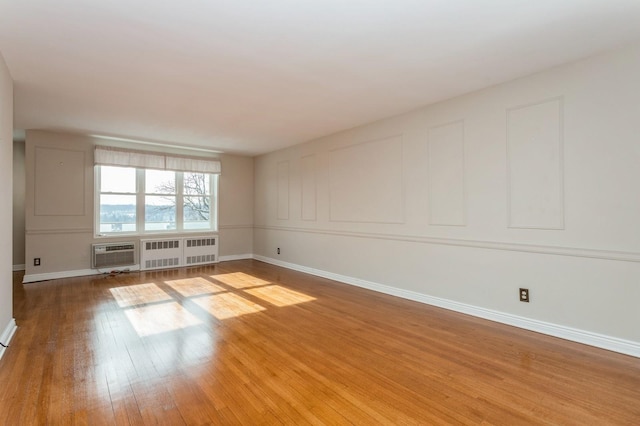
140,238,182,271
184,236,218,266
92,242,136,269
140,235,219,271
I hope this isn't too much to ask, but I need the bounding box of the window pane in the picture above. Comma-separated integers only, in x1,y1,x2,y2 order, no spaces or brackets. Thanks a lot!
184,196,210,230
100,194,136,233
184,173,210,195
145,195,176,231
101,166,136,193
146,170,175,194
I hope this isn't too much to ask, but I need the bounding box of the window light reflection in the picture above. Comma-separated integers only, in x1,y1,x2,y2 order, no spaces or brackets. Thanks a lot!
192,292,266,320
165,277,227,297
211,272,270,289
124,302,202,337
244,285,316,307
110,283,173,308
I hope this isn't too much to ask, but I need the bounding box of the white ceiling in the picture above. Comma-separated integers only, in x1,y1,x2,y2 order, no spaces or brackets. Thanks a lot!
1,1,640,156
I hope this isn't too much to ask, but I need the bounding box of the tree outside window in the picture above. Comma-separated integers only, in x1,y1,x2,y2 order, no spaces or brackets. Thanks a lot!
154,172,212,230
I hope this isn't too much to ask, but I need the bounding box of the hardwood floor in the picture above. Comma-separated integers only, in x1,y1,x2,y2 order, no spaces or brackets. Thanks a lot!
1,260,639,425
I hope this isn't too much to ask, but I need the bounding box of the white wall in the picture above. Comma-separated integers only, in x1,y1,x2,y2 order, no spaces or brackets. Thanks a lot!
25,131,101,278
12,141,25,269
253,42,640,356
0,51,15,353
24,130,254,280
218,153,254,259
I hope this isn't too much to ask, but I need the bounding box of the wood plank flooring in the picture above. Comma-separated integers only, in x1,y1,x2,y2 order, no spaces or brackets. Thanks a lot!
1,260,639,424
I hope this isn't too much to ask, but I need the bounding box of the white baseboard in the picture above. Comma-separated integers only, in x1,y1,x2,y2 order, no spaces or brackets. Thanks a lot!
12,264,25,272
21,255,250,283
253,255,640,358
23,265,141,284
219,254,254,262
20,257,253,283
21,257,254,282
0,318,17,362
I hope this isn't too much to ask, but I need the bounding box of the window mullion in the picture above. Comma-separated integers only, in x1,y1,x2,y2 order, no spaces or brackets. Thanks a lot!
211,174,218,231
176,172,184,231
95,166,101,236
137,168,145,234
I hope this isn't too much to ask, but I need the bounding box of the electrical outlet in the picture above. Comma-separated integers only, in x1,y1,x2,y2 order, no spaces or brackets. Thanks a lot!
34,258,41,266
277,248,281,255
519,288,529,303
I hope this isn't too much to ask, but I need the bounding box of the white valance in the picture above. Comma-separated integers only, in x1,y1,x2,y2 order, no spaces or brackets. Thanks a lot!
95,146,221,174
165,155,221,173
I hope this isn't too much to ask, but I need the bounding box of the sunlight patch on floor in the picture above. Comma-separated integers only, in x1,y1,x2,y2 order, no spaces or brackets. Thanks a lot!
110,283,173,308
165,277,227,297
211,272,271,289
244,285,316,307
110,272,316,336
192,292,266,320
124,302,202,337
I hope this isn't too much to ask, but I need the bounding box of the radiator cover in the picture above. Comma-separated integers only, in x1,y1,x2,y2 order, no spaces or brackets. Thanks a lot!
140,235,218,271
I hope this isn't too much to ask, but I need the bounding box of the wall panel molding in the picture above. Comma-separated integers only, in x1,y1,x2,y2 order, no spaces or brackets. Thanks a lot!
507,97,564,229
34,147,86,217
427,120,466,226
26,228,93,235
276,160,290,220
254,225,640,263
219,224,254,230
328,135,405,224
300,154,317,221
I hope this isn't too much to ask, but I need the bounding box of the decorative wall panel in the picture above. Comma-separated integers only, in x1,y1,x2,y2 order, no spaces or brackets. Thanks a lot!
428,121,466,226
277,161,290,220
507,98,564,229
34,147,85,216
329,135,404,223
301,155,317,221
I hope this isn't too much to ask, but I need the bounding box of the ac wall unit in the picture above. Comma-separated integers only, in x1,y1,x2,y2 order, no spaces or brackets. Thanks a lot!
92,242,136,269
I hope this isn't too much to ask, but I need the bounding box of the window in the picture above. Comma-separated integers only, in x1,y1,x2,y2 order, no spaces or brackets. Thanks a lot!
98,166,137,233
183,172,213,230
95,147,219,236
145,169,177,231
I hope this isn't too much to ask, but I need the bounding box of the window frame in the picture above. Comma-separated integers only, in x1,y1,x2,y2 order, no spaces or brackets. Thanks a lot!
95,165,218,237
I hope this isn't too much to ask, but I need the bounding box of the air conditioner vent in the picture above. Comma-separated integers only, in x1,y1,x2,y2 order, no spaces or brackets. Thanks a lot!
103,243,135,252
